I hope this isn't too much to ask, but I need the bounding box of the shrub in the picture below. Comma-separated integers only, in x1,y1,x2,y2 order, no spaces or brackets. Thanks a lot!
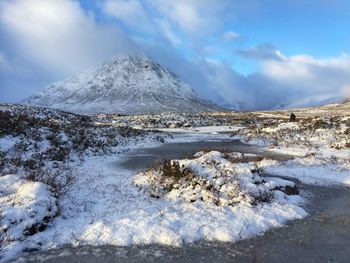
0,229,12,258
344,128,350,135
119,126,145,137
44,146,71,161
0,151,4,170
311,119,330,131
26,166,75,198
162,160,192,181
0,111,13,136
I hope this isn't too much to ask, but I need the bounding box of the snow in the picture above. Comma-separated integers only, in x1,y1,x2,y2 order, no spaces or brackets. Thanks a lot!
20,152,305,252
1,117,348,262
161,131,234,144
241,119,350,186
266,147,310,157
259,157,350,186
0,175,58,245
262,122,300,133
0,140,306,262
0,136,18,152
158,126,244,134
1,103,349,262
134,151,300,207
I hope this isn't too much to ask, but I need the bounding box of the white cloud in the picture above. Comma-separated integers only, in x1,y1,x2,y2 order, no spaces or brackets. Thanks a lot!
0,51,8,70
102,0,151,31
0,0,135,77
154,19,182,46
101,0,242,53
149,0,228,35
150,0,200,33
342,85,350,97
237,44,284,61
151,49,350,110
166,1,201,33
214,53,350,109
101,0,185,47
0,0,139,102
222,31,241,41
262,54,350,94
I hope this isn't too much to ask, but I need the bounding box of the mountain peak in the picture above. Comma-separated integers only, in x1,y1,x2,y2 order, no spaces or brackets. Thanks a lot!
24,54,224,114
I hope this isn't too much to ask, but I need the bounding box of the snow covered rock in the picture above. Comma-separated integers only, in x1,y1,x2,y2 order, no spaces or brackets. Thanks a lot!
24,54,224,114
133,151,298,207
0,175,58,241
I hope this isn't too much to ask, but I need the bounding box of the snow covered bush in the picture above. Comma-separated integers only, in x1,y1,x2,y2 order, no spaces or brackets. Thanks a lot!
0,174,58,244
25,166,75,199
241,115,350,150
134,151,298,207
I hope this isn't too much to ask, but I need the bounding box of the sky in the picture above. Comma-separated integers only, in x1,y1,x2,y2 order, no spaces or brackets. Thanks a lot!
0,0,350,110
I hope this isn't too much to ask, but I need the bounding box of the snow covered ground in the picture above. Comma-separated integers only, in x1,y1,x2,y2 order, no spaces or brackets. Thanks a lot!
1,103,350,262
240,117,350,186
0,129,306,262
1,146,306,262
0,174,58,243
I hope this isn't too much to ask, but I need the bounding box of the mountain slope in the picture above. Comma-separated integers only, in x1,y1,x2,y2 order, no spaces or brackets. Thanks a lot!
272,94,345,110
24,55,225,114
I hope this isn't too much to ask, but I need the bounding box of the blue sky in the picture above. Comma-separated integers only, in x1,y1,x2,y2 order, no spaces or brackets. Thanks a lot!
1,0,350,109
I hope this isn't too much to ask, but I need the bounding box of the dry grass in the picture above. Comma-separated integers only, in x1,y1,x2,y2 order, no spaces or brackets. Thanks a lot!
0,228,13,258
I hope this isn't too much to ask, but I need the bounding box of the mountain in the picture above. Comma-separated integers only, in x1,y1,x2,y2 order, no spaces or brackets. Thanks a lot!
318,97,350,111
24,54,225,114
273,94,344,110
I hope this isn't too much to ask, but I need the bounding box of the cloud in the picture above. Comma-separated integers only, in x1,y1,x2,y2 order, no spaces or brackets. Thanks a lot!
148,0,231,36
0,51,8,70
149,49,350,111
236,44,284,61
342,85,350,97
102,0,151,31
154,19,182,46
0,0,136,74
101,0,235,48
222,31,241,41
261,54,350,95
149,0,204,34
101,0,186,47
209,53,350,110
0,0,137,101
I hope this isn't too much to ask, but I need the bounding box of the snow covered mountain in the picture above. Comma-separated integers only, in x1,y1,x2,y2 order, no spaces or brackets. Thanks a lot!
273,94,344,110
24,55,224,114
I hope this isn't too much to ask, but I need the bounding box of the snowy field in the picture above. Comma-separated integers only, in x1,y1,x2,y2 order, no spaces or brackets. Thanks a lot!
1,103,350,262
